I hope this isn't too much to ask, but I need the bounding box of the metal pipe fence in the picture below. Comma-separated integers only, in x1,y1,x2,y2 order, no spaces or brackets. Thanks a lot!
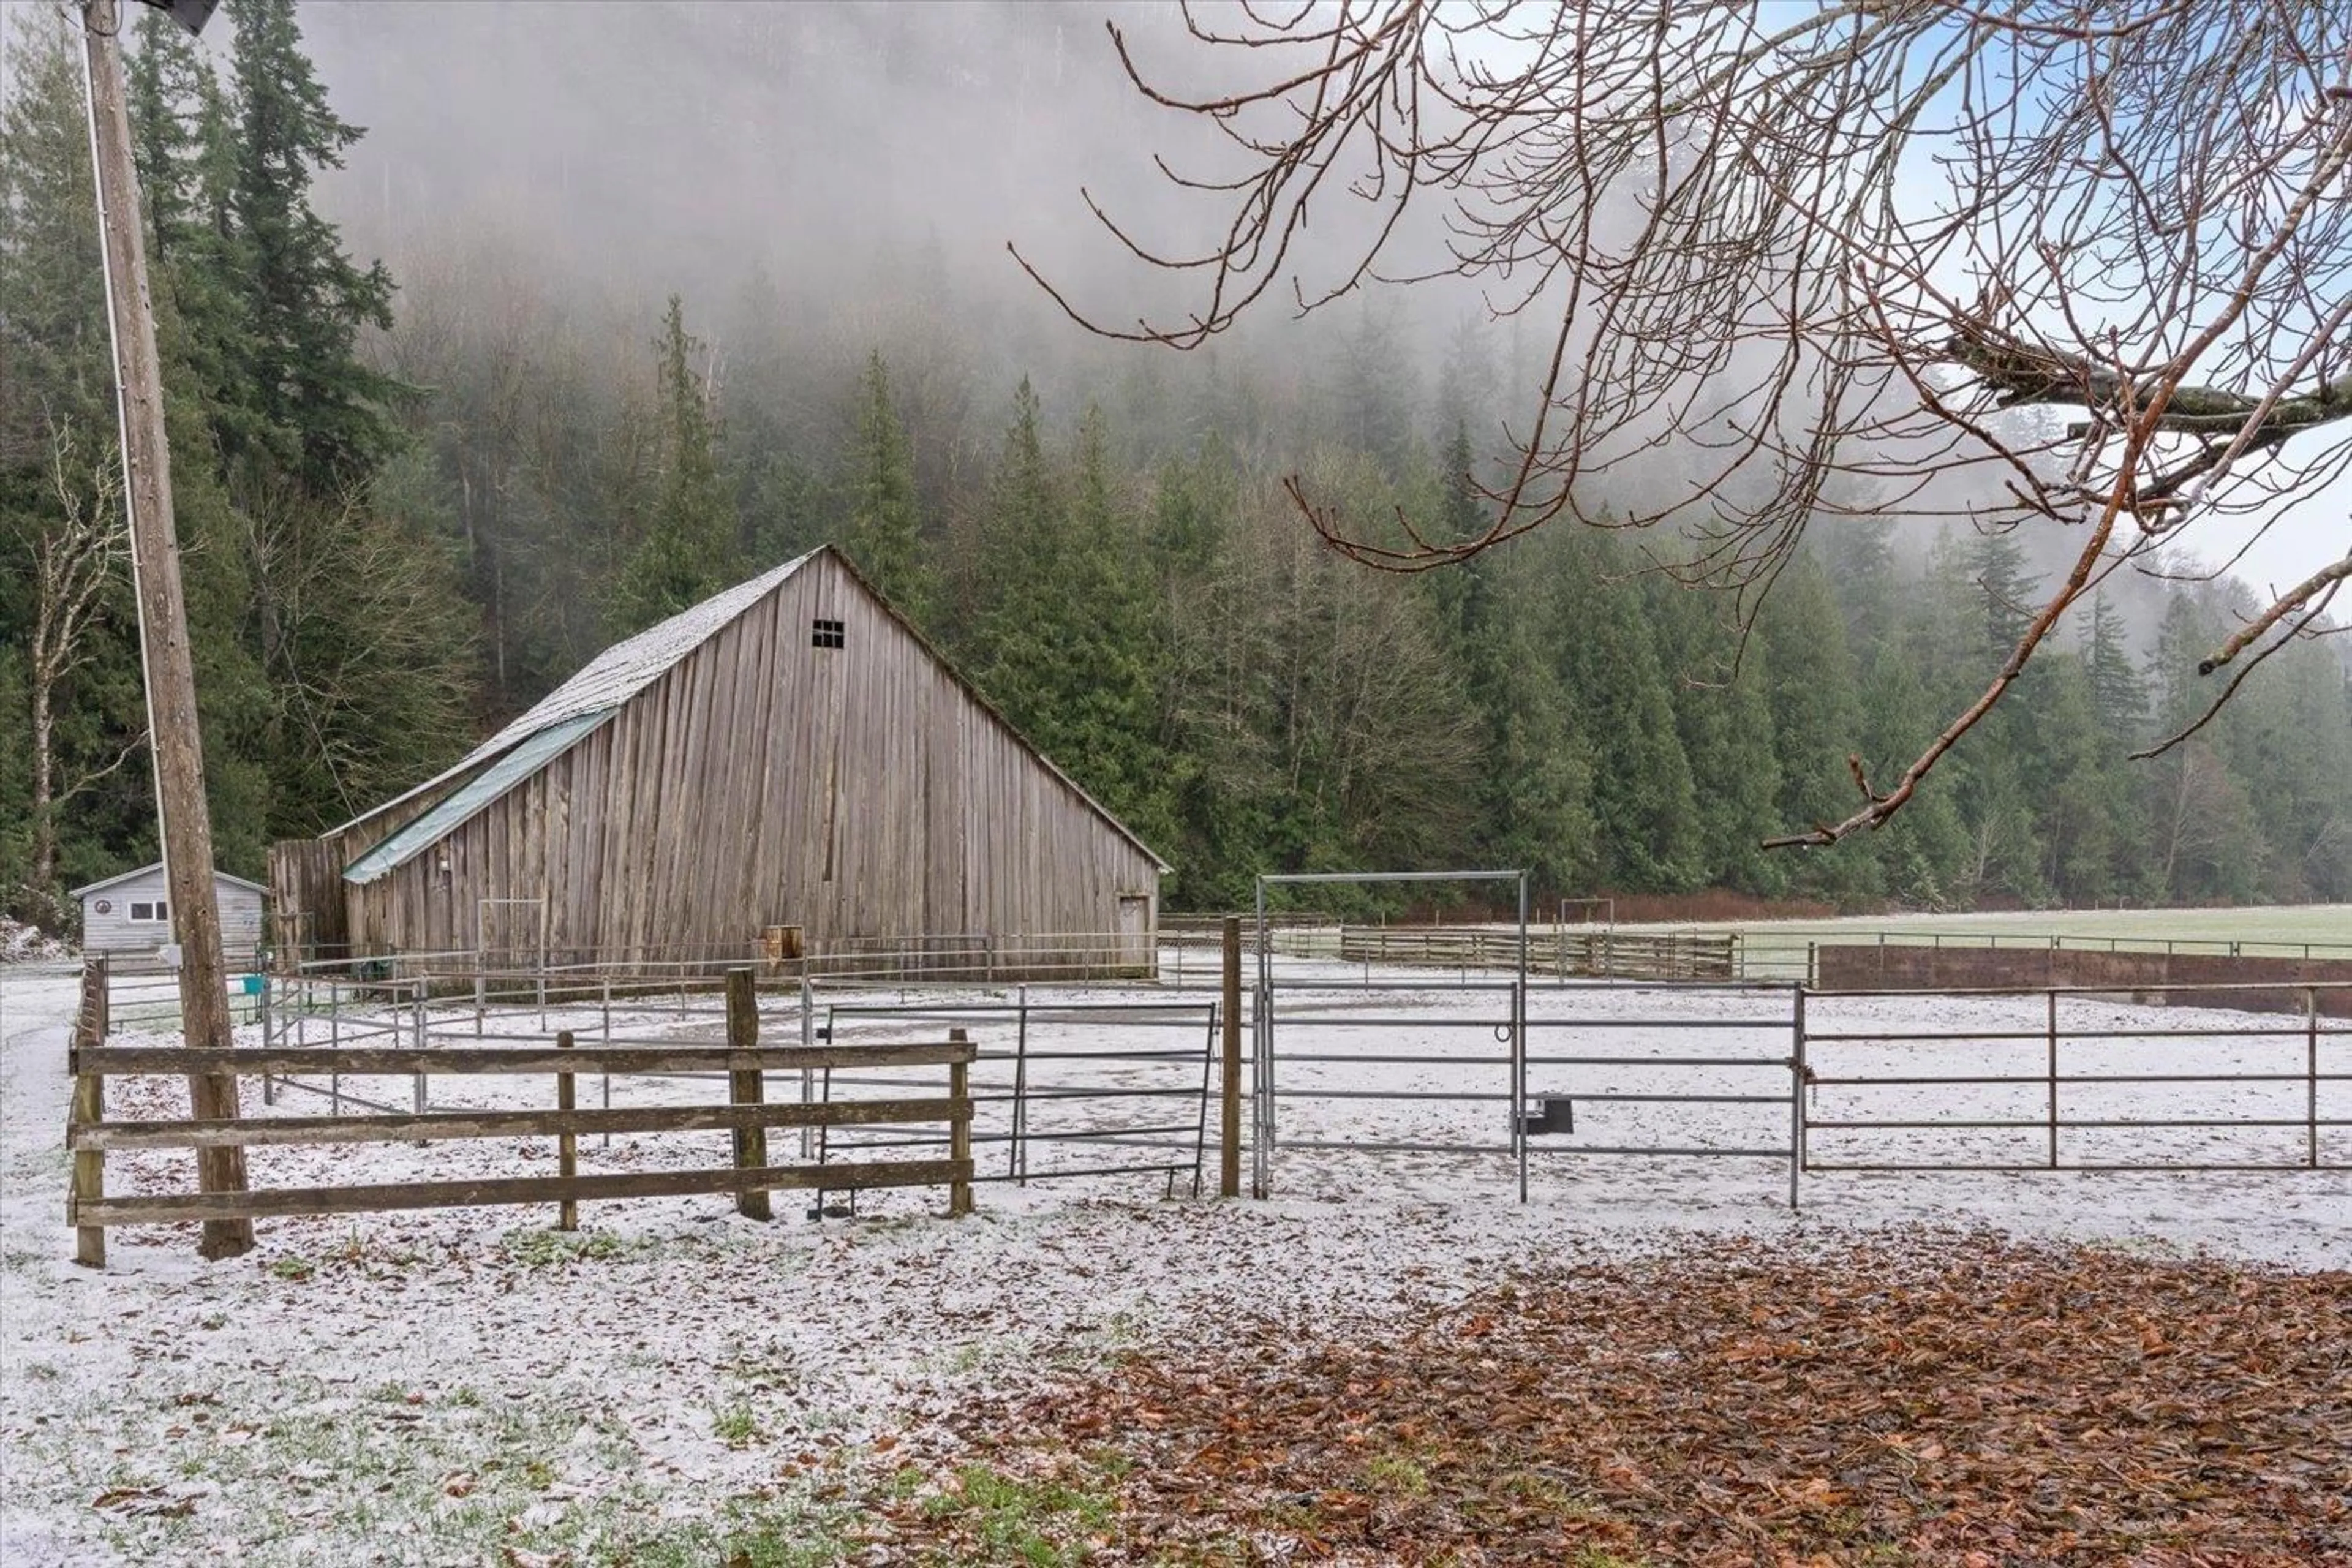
89,951,2347,1216
282,932,1169,992
802,992,1215,1196
1800,981,2347,1174
205,970,1222,1201
1249,973,1803,1205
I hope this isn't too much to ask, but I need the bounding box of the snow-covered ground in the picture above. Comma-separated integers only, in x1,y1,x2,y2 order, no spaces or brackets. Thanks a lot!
1,957,2344,1564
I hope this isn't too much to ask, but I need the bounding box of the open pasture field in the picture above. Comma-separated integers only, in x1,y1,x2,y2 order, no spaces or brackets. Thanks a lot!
4,957,2346,1564
1617,901,2352,949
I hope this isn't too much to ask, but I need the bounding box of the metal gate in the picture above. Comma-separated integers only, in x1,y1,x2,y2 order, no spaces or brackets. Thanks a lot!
1250,870,1804,1205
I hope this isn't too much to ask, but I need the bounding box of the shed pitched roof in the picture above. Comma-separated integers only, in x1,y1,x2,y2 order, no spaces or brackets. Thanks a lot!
72,862,269,900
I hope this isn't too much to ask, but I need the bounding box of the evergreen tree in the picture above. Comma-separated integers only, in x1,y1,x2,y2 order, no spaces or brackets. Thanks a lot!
0,13,110,454
1754,552,1874,901
2083,592,2149,745
1544,531,1703,891
608,296,740,635
839,351,933,622
969,391,1170,846
1645,576,1780,894
220,0,404,492
1427,425,1597,893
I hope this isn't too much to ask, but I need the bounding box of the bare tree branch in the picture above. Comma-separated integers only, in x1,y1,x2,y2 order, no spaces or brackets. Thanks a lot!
1047,0,2352,846
2133,567,2349,761
2195,552,2352,675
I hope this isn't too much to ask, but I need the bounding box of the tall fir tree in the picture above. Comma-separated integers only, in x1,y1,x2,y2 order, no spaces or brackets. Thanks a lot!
221,0,403,493
608,296,740,635
839,351,933,622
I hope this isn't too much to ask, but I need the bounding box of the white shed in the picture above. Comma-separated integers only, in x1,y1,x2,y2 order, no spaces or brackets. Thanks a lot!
72,863,268,969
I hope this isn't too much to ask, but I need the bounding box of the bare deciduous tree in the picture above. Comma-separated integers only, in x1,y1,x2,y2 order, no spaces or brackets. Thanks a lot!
22,420,140,900
1026,0,2352,846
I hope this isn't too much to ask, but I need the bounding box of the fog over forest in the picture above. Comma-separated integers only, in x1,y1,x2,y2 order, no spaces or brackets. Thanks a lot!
292,1,2330,611
4,0,2347,924
301,2,1460,447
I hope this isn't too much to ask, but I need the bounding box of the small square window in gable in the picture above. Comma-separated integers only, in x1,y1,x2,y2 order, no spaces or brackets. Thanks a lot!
812,617,845,650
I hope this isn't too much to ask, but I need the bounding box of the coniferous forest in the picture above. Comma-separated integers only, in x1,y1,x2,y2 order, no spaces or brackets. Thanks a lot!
5,2,2350,932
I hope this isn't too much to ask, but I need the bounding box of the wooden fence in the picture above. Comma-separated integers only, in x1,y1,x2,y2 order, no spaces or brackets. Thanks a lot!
1332,925,1736,981
66,965,973,1264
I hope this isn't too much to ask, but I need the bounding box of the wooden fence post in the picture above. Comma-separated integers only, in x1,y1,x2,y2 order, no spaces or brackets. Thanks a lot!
556,1030,578,1231
726,968,771,1221
70,1058,105,1269
948,1027,973,1217
1221,917,1242,1198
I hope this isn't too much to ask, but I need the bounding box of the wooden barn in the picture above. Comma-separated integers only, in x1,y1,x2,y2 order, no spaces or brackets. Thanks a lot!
268,546,1167,976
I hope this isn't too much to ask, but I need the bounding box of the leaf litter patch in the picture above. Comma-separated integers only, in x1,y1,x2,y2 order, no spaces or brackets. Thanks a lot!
886,1234,2351,1566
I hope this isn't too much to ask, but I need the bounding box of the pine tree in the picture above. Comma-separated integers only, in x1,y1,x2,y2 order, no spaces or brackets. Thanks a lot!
1419,426,1596,890
0,12,111,455
608,296,740,635
2084,592,2148,745
970,391,1170,846
1754,552,1876,900
1967,527,2041,662
1645,576,1780,894
1545,530,1703,891
221,0,402,492
839,351,933,622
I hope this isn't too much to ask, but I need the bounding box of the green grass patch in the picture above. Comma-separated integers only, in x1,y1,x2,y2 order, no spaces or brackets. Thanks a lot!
499,1226,635,1267
917,1462,1120,1566
712,1401,765,1449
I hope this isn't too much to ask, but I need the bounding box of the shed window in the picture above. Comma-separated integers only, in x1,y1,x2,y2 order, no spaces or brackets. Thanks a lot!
129,900,169,923
812,617,845,649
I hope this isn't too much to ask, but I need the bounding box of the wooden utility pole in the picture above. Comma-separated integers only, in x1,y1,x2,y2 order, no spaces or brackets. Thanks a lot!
80,0,252,1258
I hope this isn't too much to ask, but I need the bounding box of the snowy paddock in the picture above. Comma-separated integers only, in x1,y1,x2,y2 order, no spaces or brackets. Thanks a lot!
2,957,2346,1564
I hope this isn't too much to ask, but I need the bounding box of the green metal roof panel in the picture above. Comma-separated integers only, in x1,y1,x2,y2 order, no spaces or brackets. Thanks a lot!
342,709,617,886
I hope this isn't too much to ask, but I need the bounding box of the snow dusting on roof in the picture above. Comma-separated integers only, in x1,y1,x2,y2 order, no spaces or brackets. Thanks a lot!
329,551,816,837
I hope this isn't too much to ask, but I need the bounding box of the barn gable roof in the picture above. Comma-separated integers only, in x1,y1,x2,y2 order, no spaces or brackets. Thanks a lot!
334,545,1171,883
342,709,617,886
72,862,268,899
330,552,815,841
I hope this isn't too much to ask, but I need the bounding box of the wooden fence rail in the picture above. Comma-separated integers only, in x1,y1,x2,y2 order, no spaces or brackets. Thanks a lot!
1331,926,1736,981
65,965,973,1263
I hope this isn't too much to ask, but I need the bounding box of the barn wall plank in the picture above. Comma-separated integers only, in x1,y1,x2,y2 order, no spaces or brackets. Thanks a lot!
341,549,1162,969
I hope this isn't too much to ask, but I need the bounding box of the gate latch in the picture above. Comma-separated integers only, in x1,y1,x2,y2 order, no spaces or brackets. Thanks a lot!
1518,1096,1574,1136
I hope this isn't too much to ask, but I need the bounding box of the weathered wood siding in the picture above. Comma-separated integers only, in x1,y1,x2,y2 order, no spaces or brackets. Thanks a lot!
79,867,266,968
333,552,1160,963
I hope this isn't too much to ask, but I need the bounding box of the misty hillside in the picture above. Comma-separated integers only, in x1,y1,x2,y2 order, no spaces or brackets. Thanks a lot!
4,0,2348,928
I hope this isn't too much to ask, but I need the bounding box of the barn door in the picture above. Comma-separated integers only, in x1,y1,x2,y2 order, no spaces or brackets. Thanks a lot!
1117,895,1152,971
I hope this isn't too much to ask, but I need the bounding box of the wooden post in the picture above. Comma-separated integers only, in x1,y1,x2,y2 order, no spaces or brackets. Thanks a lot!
556,1030,579,1231
726,968,771,1221
78,0,251,1260
1221,916,1242,1198
948,1027,973,1217
70,1056,106,1269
